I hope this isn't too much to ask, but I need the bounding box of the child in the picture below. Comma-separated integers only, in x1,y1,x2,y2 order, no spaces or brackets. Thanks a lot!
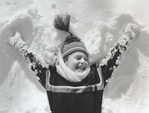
8,14,140,113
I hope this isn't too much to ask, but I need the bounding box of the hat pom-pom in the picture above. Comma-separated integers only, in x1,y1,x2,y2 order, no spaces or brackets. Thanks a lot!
54,14,71,32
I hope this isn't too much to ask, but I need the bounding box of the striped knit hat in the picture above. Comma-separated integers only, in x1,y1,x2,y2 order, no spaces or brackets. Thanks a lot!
62,34,88,58
54,14,88,58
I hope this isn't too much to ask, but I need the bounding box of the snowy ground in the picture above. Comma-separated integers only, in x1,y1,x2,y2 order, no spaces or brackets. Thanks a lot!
0,0,149,113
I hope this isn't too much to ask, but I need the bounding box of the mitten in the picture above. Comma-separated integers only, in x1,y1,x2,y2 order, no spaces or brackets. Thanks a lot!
8,30,22,46
124,23,140,40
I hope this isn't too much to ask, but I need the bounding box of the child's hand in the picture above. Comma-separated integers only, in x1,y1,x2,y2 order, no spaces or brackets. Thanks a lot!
124,23,140,40
8,30,16,37
8,30,21,46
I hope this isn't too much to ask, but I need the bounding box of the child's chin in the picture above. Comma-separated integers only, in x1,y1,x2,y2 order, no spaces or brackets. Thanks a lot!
75,69,84,73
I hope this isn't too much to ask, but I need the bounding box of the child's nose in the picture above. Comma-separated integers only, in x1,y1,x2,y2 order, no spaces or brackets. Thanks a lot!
80,58,85,63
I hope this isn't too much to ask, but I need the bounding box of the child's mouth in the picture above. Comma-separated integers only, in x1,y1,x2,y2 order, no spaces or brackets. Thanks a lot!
76,66,85,71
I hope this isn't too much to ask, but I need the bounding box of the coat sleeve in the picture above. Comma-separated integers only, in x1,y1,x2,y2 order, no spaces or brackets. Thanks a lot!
97,33,135,86
9,33,48,88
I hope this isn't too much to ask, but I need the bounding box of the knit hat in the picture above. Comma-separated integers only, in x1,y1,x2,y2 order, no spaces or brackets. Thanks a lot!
54,14,88,58
62,34,88,58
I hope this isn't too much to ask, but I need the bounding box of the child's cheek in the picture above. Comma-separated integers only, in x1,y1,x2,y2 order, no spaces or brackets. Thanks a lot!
74,62,79,69
86,63,89,67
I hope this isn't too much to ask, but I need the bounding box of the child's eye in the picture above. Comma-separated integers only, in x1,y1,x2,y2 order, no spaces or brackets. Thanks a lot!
84,58,88,61
76,56,88,62
76,56,81,60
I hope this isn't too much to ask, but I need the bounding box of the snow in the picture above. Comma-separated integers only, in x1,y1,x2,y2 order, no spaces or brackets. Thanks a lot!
0,0,149,113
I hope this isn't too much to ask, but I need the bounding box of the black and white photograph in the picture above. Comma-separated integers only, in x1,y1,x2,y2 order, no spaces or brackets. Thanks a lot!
0,0,148,113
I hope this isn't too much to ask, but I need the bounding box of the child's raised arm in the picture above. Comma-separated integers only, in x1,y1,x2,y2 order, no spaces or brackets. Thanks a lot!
97,23,140,86
8,31,47,87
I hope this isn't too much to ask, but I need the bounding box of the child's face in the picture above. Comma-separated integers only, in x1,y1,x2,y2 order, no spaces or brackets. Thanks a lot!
64,51,89,73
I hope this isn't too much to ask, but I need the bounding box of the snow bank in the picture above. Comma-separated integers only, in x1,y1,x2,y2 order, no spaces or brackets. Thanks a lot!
0,0,149,113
